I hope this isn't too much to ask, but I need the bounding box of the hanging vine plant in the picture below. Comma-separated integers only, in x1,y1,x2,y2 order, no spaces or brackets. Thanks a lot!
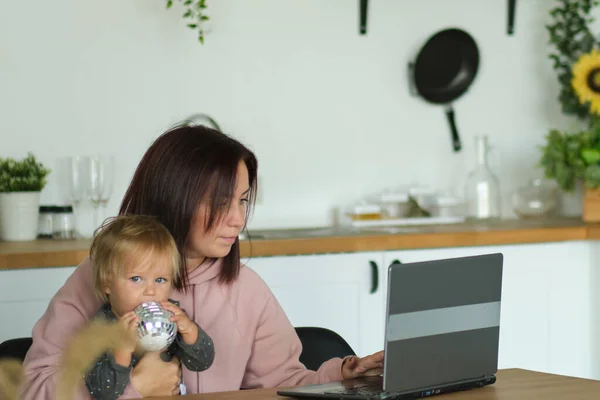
165,0,210,44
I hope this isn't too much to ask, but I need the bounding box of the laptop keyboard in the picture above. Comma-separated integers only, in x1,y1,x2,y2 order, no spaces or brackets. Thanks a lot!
325,387,385,397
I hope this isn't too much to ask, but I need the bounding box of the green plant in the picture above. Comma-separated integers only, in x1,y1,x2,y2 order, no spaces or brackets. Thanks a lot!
165,0,210,44
547,0,599,119
539,118,600,191
0,153,51,192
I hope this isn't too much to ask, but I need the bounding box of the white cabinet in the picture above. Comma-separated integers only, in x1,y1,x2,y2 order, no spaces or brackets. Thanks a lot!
588,242,600,380
548,241,595,379
0,266,76,343
243,252,385,357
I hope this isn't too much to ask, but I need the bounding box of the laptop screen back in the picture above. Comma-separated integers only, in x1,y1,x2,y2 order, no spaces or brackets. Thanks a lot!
383,253,503,393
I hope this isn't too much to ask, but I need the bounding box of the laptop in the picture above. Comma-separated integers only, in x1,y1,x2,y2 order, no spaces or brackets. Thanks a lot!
278,253,503,399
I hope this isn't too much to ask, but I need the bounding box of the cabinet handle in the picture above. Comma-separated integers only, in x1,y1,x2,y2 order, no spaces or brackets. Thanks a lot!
391,259,402,265
369,261,379,294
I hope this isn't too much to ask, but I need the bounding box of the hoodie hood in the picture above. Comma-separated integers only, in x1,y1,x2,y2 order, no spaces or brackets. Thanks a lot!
186,258,222,285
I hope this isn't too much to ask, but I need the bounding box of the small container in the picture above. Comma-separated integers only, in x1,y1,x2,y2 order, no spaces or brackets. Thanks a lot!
52,206,76,240
408,186,438,211
38,206,55,239
379,192,410,218
347,204,382,221
429,196,464,218
512,179,557,219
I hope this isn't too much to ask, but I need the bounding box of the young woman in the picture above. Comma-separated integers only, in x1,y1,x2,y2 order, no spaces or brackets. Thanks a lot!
21,125,384,399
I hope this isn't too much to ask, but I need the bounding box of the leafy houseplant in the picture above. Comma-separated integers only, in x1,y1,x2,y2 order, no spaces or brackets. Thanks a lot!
165,0,210,44
540,119,600,191
0,153,51,192
0,153,51,241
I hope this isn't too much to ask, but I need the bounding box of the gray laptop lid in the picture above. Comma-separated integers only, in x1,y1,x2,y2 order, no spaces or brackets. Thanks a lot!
383,253,503,393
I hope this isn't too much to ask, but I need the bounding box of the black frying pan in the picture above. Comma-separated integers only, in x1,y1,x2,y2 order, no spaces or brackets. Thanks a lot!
410,28,480,152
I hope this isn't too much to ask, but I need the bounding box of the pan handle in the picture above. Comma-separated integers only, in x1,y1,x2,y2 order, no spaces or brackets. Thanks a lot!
445,106,462,152
359,0,368,35
507,0,516,35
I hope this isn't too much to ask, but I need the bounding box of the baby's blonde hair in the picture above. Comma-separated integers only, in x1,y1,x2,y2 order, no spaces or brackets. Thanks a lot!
90,215,181,303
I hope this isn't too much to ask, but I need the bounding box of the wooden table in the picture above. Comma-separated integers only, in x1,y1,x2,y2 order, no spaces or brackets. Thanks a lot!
151,369,600,399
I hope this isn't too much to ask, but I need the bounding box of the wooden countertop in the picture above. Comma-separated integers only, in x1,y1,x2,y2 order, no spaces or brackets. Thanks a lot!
1,218,597,271
149,369,600,400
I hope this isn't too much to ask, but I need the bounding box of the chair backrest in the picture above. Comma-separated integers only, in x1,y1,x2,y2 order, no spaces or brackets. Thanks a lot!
0,329,355,368
294,327,355,371
0,337,33,362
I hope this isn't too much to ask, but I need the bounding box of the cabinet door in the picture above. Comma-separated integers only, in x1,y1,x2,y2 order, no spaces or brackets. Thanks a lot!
547,241,594,379
0,267,76,343
589,242,600,380
244,252,384,357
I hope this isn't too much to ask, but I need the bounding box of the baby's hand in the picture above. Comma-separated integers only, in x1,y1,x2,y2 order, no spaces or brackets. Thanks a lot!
118,311,140,351
161,302,198,345
114,311,140,366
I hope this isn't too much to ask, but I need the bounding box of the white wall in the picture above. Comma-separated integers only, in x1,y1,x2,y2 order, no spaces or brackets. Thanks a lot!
0,0,585,233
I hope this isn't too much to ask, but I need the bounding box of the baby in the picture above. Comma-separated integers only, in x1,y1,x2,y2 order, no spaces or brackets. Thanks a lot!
85,215,214,399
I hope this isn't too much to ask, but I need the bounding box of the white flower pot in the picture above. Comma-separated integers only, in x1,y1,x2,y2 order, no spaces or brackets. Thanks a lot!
0,192,41,241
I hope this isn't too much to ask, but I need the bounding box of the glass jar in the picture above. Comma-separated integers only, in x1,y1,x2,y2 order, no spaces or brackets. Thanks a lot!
38,206,55,239
512,179,558,218
52,206,76,240
378,191,410,218
464,136,501,220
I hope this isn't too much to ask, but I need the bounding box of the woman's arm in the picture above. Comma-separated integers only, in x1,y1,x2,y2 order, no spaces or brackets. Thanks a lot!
240,272,345,389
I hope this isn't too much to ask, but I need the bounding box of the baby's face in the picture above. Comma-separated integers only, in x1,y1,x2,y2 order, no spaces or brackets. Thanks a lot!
104,252,174,317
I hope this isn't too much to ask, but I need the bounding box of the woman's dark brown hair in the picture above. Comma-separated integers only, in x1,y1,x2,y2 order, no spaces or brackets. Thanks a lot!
119,125,258,291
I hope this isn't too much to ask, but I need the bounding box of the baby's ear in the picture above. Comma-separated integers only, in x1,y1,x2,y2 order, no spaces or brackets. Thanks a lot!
103,283,112,296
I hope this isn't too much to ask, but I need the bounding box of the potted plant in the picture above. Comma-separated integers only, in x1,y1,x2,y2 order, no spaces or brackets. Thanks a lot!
0,153,51,241
541,0,600,221
539,121,600,221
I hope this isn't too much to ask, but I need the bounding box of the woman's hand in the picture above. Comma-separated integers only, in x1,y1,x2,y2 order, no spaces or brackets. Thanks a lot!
130,352,181,396
341,351,384,380
161,302,199,345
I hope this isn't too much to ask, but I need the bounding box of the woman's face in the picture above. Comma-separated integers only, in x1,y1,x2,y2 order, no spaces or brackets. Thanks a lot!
186,161,250,268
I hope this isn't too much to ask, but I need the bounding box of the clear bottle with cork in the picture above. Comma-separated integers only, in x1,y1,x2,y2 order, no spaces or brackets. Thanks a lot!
465,135,501,220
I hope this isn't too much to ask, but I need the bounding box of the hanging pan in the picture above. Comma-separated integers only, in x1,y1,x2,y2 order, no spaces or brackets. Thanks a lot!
409,28,480,152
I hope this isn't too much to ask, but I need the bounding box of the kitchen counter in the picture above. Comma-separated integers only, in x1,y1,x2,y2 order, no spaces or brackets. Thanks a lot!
0,217,596,270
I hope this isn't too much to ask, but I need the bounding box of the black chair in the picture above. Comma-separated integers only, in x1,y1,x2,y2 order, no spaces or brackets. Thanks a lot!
0,329,355,369
294,327,355,371
0,337,33,362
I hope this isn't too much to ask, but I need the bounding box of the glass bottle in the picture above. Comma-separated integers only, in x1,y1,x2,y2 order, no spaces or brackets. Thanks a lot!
465,136,501,219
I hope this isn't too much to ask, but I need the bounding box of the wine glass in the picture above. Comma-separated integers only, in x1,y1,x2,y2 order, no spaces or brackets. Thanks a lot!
98,156,115,221
85,155,113,229
63,156,87,237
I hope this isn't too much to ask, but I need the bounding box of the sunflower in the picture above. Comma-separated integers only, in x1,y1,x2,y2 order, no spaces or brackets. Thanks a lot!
572,49,600,115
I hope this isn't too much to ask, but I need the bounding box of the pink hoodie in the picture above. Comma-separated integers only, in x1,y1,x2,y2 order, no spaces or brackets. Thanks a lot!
20,258,344,399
